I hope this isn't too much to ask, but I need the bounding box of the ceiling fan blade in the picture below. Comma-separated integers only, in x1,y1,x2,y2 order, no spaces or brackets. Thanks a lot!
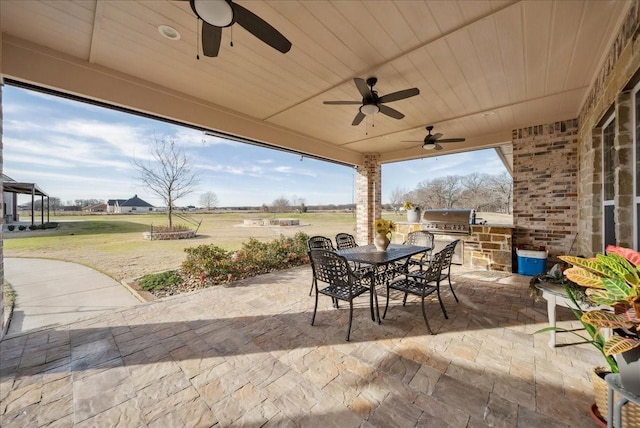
430,133,443,141
202,22,222,57
437,138,466,143
434,143,443,151
232,2,292,53
323,101,361,105
354,78,370,98
379,104,404,120
378,87,420,104
352,111,366,126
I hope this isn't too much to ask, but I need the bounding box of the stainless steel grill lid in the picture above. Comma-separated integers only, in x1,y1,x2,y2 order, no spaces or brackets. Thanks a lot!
422,209,472,234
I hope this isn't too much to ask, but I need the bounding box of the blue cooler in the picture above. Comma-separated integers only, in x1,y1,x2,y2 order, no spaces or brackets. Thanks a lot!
516,248,548,275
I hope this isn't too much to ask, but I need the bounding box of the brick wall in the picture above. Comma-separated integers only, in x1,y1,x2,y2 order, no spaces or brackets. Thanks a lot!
512,120,579,263
355,154,381,245
576,2,640,256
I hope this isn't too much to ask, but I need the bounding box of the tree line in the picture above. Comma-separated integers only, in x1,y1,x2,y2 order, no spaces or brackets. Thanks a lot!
389,172,512,213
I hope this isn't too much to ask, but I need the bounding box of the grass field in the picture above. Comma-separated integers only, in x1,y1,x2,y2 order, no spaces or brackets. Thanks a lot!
4,212,362,280
4,211,511,281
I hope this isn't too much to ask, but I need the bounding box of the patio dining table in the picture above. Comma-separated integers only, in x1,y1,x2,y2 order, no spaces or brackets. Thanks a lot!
336,243,430,324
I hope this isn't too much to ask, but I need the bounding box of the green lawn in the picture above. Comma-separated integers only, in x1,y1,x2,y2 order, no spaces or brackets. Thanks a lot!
4,212,370,280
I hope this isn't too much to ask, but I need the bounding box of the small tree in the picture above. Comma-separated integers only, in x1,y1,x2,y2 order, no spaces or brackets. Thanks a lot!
134,138,199,229
389,186,407,213
199,191,219,210
272,196,290,215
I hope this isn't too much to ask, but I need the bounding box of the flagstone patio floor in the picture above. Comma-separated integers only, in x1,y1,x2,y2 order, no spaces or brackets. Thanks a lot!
0,265,603,427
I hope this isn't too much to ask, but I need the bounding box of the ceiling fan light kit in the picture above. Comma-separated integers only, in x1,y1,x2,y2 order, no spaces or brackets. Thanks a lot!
360,104,379,116
191,0,234,27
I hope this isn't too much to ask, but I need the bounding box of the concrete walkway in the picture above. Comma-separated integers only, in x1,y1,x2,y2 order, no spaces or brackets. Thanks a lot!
4,258,142,336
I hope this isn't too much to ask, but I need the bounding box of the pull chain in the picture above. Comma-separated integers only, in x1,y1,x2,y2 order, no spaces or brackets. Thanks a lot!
196,19,200,60
230,25,234,47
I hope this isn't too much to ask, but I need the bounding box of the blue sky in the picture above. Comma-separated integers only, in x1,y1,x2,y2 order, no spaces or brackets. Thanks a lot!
3,85,507,207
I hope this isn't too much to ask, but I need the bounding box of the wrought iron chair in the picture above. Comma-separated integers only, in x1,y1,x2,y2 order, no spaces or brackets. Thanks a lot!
440,239,460,303
335,233,358,250
307,236,335,296
309,249,373,341
383,248,448,334
403,230,435,272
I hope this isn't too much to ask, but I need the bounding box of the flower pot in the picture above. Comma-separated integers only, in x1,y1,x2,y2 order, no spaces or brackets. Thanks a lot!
406,207,421,223
616,347,640,395
374,233,390,251
592,367,640,426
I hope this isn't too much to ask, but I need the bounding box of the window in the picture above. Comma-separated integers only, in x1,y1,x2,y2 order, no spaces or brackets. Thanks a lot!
636,89,640,249
603,115,616,249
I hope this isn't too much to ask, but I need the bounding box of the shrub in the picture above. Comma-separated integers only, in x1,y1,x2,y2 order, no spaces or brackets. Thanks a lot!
7,225,15,231
28,225,37,230
152,224,191,233
18,225,26,231
138,270,181,292
182,245,237,283
181,232,310,285
44,222,59,229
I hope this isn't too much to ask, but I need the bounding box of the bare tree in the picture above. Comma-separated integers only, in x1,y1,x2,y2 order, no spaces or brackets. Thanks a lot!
415,176,463,209
199,191,219,210
133,138,199,229
487,172,513,213
272,196,290,215
459,173,493,210
389,186,407,213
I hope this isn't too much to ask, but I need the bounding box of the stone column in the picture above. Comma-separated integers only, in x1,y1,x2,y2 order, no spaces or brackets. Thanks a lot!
615,90,635,248
355,153,381,245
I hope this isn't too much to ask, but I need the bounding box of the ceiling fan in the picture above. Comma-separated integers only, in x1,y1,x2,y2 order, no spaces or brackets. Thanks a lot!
403,125,466,151
182,0,292,57
324,77,420,126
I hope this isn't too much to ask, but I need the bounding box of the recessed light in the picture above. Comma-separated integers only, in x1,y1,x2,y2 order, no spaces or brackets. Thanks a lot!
482,112,495,117
158,25,181,41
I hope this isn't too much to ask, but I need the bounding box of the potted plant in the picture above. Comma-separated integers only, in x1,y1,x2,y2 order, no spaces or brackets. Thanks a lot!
403,201,421,223
534,262,639,425
560,246,640,395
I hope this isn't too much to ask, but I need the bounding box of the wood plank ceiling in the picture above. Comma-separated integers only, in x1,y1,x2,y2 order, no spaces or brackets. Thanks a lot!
0,1,633,170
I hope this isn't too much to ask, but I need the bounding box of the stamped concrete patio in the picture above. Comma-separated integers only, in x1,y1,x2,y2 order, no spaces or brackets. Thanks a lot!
0,265,602,427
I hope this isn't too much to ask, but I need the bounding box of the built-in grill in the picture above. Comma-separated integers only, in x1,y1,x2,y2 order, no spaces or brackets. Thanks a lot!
421,209,473,265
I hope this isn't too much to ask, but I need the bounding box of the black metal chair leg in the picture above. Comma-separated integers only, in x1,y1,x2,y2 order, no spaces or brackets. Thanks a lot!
436,283,448,319
420,297,434,335
309,278,314,296
346,301,354,341
311,292,319,325
449,277,459,303
383,286,391,319
402,292,408,306
370,288,375,321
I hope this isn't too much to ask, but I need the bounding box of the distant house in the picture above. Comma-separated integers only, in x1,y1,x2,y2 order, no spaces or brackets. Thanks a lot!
107,195,154,214
82,203,107,213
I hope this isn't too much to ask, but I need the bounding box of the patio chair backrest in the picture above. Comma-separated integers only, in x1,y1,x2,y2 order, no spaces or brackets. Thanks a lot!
335,233,358,250
418,247,446,283
309,249,353,291
441,239,460,275
307,235,335,251
405,230,434,247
